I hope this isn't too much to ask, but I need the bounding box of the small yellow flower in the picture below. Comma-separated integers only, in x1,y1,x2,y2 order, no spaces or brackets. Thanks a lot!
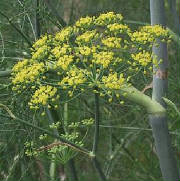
102,72,125,90
95,12,123,26
131,51,152,66
29,85,58,109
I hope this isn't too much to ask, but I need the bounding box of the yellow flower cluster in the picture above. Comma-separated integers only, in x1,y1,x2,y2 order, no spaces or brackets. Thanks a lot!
12,62,45,85
76,46,96,56
76,30,98,44
131,25,169,44
11,12,171,112
12,59,29,72
131,31,153,44
95,12,123,26
32,45,49,60
55,27,73,42
51,44,72,58
102,37,122,48
107,23,130,34
131,51,152,66
59,67,87,87
92,51,114,68
33,35,48,49
55,55,74,70
75,16,94,29
141,25,169,37
102,72,125,89
29,85,57,108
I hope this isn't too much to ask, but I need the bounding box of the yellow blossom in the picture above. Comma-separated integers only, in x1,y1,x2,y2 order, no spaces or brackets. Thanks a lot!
29,85,57,108
95,12,123,26
59,67,87,87
51,44,72,58
33,35,51,49
55,55,74,70
131,51,152,66
55,27,73,42
76,30,98,44
107,23,130,34
102,37,122,48
92,51,114,68
75,16,94,29
131,25,170,44
12,62,45,85
32,45,50,60
102,72,125,90
76,46,96,56
12,59,29,72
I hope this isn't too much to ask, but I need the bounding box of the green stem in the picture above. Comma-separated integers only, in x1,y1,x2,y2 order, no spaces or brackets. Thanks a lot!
117,85,166,115
63,103,79,181
46,108,58,181
92,93,100,154
92,158,107,181
34,0,41,39
64,103,68,132
91,92,107,181
49,153,56,181
67,159,79,181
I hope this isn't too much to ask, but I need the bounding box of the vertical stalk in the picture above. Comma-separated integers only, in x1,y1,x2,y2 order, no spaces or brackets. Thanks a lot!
35,0,41,39
67,159,79,181
92,92,107,181
46,108,58,181
150,0,179,180
149,115,179,180
64,103,68,132
36,159,47,181
92,158,107,181
49,153,56,181
63,103,79,181
92,93,100,154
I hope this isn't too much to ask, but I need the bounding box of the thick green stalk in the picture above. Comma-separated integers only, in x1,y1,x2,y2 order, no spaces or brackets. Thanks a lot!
116,84,179,180
150,0,179,180
117,85,165,115
149,115,179,180
117,85,179,180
